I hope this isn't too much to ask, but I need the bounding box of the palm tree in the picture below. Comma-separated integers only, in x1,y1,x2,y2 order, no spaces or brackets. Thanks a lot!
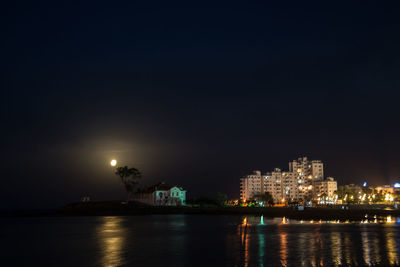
115,166,142,201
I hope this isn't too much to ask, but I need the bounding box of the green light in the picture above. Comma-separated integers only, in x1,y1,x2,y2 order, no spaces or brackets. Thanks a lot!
259,215,265,225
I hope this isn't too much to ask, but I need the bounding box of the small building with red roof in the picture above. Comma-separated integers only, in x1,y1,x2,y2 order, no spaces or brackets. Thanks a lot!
134,182,186,206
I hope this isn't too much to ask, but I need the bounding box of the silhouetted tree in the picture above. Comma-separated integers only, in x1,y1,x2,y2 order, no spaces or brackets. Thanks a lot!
337,186,346,199
115,166,141,201
216,192,228,206
395,191,400,202
373,191,384,203
252,192,274,206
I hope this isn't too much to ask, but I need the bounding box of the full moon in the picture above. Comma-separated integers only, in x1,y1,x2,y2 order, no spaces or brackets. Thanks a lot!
110,159,117,167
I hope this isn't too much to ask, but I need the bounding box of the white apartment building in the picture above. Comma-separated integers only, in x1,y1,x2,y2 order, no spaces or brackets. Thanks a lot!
289,157,324,181
315,177,338,197
264,168,283,203
240,157,337,204
240,170,263,201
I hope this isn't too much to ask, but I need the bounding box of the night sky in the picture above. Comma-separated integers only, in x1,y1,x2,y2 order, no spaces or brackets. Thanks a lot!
3,1,400,209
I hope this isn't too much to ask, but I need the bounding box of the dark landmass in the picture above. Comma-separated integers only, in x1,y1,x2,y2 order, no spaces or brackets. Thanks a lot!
3,201,400,221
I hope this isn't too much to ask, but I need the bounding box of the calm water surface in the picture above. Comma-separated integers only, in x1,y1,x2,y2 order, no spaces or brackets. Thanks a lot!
1,215,400,266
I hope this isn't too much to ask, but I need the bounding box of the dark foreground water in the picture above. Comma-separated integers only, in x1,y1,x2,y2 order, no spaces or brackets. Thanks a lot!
1,215,400,266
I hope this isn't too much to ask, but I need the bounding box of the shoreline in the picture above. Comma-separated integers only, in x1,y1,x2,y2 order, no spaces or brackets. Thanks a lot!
3,201,400,221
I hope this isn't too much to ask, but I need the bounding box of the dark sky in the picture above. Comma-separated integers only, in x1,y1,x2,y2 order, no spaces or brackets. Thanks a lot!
3,1,400,209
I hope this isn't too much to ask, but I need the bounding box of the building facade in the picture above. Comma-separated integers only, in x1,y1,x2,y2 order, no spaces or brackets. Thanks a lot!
344,184,362,194
134,182,186,206
374,185,394,194
240,170,263,202
315,177,338,197
240,157,337,204
264,168,284,203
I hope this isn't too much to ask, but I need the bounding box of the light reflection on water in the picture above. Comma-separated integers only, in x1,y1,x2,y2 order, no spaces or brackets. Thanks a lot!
96,216,126,267
257,229,265,267
97,215,399,267
385,227,399,265
330,231,341,266
343,231,353,265
1,215,400,266
236,216,400,266
96,215,188,267
278,229,288,266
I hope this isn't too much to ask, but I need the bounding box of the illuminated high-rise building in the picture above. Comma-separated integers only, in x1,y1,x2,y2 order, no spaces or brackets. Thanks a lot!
239,156,335,204
240,170,263,202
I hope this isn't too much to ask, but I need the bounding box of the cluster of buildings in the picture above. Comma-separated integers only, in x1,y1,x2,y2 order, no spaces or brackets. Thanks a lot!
239,156,400,206
339,183,400,204
240,157,338,205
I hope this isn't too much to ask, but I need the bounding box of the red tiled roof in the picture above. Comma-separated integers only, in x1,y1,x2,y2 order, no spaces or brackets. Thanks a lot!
143,182,172,193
